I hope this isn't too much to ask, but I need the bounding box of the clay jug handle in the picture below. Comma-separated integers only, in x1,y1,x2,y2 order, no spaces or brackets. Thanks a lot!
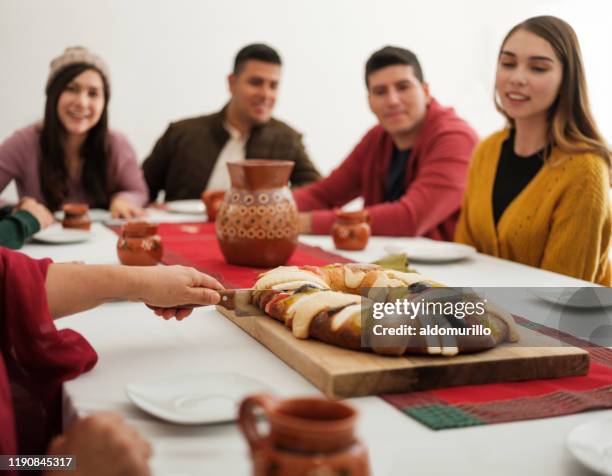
238,393,278,452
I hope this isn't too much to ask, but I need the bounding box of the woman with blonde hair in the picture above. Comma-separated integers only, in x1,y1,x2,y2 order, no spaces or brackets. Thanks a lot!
456,15,611,284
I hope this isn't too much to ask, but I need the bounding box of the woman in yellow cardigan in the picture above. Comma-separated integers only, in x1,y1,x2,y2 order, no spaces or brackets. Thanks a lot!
455,16,612,285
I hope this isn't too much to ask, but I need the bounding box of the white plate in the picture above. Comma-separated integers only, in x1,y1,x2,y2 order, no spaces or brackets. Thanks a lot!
165,200,205,215
125,372,272,425
32,224,91,244
530,288,612,309
54,208,112,222
567,417,612,475
384,240,477,263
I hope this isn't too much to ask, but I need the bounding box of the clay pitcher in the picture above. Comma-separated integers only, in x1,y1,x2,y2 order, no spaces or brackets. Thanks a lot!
116,221,163,266
332,210,371,251
201,189,226,222
216,160,298,267
239,393,371,476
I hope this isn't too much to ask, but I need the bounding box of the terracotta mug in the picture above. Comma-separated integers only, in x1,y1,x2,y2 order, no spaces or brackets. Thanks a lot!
62,203,91,231
201,189,226,222
116,221,163,266
332,210,371,251
239,393,370,476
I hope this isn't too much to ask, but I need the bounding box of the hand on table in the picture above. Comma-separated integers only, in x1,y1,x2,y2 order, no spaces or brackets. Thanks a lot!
146,202,168,210
44,412,152,476
298,212,313,234
110,196,146,219
135,265,224,320
18,197,54,229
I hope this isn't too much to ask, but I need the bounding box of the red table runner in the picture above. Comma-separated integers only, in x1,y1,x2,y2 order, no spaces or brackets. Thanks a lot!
155,222,350,288
150,222,612,429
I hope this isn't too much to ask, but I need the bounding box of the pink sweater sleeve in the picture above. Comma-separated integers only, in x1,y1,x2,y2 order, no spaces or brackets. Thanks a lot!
108,131,149,207
366,130,475,236
0,129,30,206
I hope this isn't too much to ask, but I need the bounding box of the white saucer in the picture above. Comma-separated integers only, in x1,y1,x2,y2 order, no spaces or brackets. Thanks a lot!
384,240,477,263
54,208,112,222
32,224,91,244
530,288,612,309
125,372,272,425
165,200,205,215
567,417,612,475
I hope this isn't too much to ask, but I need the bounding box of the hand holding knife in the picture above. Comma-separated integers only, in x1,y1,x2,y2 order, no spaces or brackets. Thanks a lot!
146,289,261,318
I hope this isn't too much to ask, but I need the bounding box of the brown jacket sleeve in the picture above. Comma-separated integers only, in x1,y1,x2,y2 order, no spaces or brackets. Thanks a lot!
142,125,174,203
286,133,321,187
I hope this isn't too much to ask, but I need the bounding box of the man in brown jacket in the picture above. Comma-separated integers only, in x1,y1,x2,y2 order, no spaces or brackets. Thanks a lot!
142,44,321,202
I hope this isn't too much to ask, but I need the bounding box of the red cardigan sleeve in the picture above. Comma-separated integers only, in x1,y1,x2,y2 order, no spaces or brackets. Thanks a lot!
293,137,366,208
366,129,476,236
0,249,97,456
293,130,375,233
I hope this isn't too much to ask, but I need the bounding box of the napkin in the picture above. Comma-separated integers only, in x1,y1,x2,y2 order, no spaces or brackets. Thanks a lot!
371,253,415,273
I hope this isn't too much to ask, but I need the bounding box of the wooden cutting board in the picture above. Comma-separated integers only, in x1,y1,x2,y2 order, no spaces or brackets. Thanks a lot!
217,307,589,399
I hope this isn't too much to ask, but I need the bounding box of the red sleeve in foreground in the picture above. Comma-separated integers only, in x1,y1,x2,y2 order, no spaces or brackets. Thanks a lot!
0,248,98,457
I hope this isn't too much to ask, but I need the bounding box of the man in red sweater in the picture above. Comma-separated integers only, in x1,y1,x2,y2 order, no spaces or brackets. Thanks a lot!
294,46,478,240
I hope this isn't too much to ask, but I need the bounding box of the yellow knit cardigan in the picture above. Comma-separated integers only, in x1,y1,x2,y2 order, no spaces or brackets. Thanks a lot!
455,129,611,285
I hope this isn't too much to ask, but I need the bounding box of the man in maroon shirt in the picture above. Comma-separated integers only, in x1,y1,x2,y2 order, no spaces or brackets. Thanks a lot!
294,46,478,240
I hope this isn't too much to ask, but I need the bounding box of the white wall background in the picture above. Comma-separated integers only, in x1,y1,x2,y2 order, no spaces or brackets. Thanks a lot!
1,0,611,202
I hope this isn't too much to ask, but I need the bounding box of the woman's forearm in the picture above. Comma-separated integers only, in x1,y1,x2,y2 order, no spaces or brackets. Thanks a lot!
45,263,143,318
44,262,223,319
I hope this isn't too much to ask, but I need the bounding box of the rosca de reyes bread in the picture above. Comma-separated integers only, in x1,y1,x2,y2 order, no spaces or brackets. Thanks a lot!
250,264,519,357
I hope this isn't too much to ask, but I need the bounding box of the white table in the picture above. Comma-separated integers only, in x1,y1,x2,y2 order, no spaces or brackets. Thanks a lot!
20,222,611,476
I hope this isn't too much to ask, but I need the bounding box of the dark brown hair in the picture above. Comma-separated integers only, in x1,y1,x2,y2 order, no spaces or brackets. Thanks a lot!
365,46,424,87
40,63,111,210
233,44,282,75
496,16,611,168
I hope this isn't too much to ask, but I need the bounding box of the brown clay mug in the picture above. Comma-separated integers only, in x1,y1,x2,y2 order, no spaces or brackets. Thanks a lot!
62,203,91,231
332,210,371,251
239,393,370,476
116,221,163,266
201,189,226,222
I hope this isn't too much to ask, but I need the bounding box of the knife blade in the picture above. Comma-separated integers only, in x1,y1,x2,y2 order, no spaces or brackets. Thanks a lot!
217,289,264,316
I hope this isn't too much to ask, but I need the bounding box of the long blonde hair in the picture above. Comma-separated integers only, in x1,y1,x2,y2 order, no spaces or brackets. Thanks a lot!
495,16,611,174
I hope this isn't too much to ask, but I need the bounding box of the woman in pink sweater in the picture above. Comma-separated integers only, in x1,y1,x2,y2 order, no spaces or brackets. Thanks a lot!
0,47,147,228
